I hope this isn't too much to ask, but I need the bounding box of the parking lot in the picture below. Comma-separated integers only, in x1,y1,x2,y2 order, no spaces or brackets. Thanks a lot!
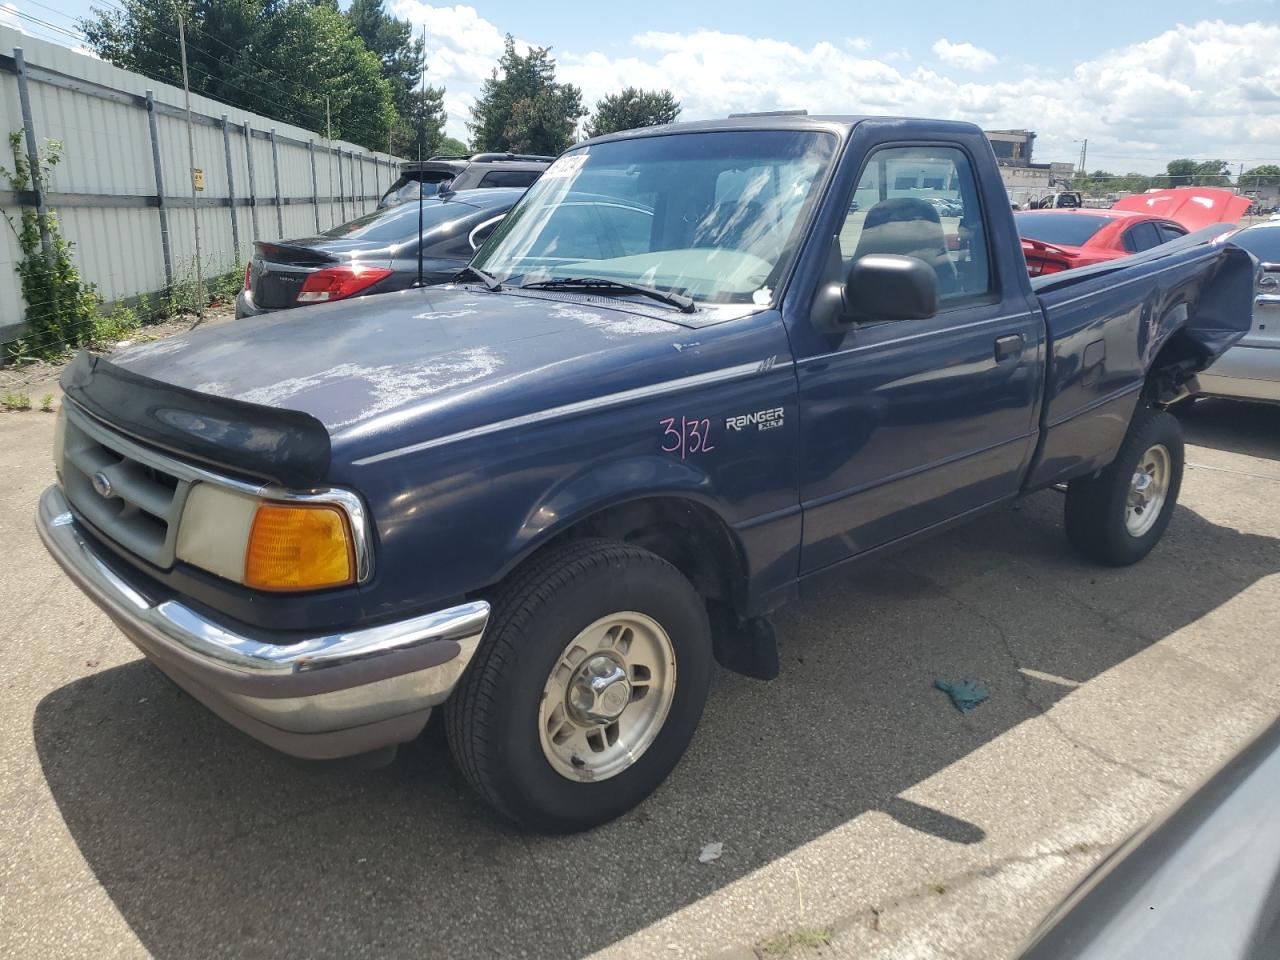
0,395,1276,959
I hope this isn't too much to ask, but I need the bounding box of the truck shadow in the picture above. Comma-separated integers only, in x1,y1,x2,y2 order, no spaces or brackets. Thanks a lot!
32,493,1278,960
1178,397,1280,461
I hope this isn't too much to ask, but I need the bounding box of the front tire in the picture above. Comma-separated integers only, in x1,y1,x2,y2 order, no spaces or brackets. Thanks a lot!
444,539,712,832
1063,407,1184,566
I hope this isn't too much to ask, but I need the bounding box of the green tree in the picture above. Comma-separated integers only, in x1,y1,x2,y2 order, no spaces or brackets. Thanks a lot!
1240,164,1280,190
468,37,585,155
346,0,445,155
585,87,680,138
1165,158,1230,187
436,135,469,157
80,0,397,152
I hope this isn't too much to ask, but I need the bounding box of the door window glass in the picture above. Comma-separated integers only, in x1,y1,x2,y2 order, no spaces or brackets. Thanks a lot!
1123,221,1161,252
838,145,991,302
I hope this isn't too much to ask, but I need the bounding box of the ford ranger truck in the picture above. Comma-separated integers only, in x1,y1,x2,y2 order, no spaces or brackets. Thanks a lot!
38,116,1255,833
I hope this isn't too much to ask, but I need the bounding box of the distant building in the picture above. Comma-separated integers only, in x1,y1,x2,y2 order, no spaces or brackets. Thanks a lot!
985,129,1036,164
985,129,1074,206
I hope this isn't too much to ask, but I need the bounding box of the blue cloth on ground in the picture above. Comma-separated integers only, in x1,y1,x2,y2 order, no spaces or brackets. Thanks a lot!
934,678,989,712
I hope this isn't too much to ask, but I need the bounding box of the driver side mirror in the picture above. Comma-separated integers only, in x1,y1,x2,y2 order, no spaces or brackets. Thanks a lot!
845,254,939,321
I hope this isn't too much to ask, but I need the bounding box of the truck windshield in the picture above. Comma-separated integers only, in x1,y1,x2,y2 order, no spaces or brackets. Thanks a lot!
471,130,838,305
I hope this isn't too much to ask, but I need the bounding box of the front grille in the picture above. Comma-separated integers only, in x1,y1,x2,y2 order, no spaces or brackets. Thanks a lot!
59,405,194,569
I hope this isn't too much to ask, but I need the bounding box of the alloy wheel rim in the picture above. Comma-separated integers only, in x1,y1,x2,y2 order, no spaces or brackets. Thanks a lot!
1126,443,1171,537
538,612,677,782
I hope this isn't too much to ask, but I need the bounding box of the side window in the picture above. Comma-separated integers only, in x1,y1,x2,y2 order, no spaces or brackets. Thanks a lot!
838,145,991,303
469,216,504,251
1124,222,1160,253
478,170,540,188
595,203,653,256
530,203,608,261
1156,222,1187,244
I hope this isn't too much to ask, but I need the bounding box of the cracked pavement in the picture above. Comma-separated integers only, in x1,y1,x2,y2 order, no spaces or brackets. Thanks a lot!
2,397,1278,960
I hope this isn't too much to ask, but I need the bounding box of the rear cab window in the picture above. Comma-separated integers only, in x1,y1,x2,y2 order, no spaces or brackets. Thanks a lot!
477,170,541,188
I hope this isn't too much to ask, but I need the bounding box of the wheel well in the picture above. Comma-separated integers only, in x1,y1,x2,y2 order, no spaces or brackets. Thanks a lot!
548,497,747,615
1144,303,1201,405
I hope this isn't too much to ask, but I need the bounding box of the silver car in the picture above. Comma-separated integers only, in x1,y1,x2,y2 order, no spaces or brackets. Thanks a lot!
1198,222,1280,403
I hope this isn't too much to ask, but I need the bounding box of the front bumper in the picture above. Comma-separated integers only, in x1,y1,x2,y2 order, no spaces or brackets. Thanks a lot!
37,485,489,759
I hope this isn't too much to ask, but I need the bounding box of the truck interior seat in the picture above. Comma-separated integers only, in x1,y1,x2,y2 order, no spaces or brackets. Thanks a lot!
852,197,960,294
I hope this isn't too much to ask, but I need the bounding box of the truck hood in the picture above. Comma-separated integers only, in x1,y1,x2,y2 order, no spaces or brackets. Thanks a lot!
106,285,739,469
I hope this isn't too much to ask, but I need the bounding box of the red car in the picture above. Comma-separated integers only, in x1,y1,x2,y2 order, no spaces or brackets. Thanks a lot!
1018,188,1251,276
1017,209,1190,275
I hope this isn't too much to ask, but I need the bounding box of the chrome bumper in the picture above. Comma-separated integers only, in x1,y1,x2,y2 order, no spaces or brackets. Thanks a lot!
37,485,489,759
1198,343,1280,403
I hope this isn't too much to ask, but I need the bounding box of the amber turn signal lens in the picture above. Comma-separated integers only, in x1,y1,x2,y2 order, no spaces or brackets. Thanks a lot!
244,503,355,591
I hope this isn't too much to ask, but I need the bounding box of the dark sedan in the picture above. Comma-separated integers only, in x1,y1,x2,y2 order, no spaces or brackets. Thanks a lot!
235,188,521,318
1018,713,1280,959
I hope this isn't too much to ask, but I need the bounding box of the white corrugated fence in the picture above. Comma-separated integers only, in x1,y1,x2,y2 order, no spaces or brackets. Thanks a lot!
0,26,406,347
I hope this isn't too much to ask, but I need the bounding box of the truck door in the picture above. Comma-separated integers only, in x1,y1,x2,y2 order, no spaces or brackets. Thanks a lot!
795,139,1044,572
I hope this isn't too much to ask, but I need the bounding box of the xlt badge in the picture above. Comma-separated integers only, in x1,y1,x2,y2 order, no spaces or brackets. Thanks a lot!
726,407,784,432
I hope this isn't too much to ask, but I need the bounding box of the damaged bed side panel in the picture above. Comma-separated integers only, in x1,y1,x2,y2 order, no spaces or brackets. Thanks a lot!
1023,240,1255,491
60,351,331,488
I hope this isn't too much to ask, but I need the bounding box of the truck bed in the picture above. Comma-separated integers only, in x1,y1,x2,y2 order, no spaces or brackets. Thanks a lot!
1026,231,1256,489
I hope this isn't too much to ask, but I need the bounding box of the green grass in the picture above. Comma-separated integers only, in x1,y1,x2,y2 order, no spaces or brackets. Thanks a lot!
759,926,833,956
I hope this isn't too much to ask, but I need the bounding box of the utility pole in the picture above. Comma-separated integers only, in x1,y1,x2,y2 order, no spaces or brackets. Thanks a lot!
326,96,334,229
1077,138,1087,178
176,4,203,306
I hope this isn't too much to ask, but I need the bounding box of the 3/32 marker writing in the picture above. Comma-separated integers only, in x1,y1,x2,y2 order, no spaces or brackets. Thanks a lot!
660,417,714,459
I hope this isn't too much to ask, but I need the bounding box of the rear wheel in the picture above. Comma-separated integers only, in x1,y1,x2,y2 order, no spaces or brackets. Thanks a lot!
1063,407,1184,566
444,539,712,832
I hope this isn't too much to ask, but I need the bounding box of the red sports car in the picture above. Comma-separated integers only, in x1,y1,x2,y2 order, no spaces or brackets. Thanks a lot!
1017,209,1189,275
1017,188,1252,276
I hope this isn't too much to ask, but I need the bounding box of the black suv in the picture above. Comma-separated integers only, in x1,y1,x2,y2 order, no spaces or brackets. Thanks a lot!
378,153,552,208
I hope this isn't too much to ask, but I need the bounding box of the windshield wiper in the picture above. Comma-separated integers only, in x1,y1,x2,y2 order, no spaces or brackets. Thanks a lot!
456,264,503,292
518,277,696,313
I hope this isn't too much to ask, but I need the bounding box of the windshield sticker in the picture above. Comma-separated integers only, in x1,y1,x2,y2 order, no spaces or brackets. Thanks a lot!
660,417,715,459
542,153,588,180
752,287,773,305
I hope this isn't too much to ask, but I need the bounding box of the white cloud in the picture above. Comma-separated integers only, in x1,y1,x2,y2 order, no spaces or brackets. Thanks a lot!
0,3,24,33
931,38,998,71
390,1,536,138
377,10,1280,172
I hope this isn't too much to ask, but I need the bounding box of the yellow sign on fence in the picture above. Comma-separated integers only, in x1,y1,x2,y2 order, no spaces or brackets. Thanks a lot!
191,168,204,191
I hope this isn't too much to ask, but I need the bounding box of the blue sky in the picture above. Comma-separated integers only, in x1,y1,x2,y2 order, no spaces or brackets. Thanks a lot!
13,0,1280,173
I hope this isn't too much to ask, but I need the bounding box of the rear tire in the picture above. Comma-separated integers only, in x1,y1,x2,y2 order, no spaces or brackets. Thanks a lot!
444,538,712,833
1063,406,1184,566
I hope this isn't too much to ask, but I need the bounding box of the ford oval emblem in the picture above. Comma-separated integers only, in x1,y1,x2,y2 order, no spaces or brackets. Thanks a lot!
91,471,113,498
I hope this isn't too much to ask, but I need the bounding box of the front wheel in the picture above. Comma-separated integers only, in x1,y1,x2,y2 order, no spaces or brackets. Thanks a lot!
444,539,712,832
1063,407,1185,566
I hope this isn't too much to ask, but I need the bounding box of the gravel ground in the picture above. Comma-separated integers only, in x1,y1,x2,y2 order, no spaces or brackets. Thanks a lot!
0,382,1277,960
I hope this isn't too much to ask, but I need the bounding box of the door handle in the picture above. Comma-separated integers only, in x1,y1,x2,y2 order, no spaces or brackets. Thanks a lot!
994,334,1024,362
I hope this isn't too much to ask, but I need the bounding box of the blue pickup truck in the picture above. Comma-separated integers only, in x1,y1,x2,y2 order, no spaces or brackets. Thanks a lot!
38,115,1254,832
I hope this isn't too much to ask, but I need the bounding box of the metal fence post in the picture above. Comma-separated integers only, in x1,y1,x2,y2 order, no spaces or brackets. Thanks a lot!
220,115,240,259
358,154,366,214
308,140,320,233
337,146,346,223
144,89,174,287
243,121,259,240
13,48,52,260
269,129,283,237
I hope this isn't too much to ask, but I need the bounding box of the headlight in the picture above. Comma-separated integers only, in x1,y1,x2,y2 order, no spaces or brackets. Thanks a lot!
176,484,359,591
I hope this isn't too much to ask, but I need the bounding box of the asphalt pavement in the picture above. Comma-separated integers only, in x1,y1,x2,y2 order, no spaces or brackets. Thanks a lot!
1,396,1277,960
